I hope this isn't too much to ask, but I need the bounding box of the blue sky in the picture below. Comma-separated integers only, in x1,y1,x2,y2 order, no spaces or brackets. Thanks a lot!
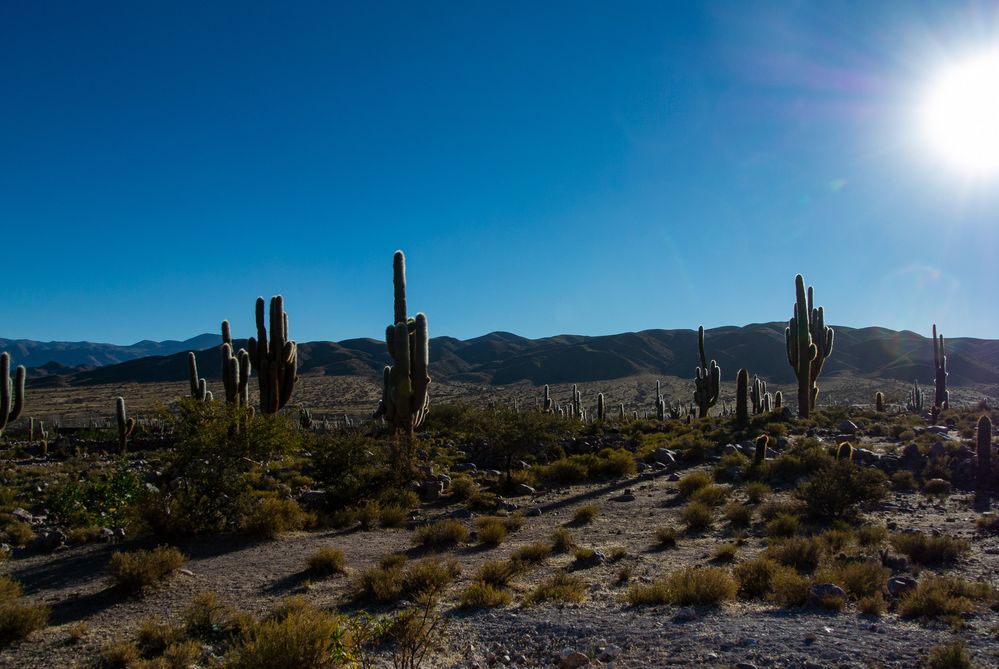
3,1,999,344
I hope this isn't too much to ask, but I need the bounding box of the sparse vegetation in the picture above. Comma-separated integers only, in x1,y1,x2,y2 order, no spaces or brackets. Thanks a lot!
525,571,587,605
413,519,469,551
571,502,600,525
627,566,737,606
106,546,186,593
890,532,970,566
0,576,49,648
306,547,347,577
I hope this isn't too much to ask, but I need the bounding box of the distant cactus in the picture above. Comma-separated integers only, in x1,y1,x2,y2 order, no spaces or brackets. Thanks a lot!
656,394,666,421
618,403,625,421
0,352,26,437
761,392,772,413
376,251,431,437
248,295,299,415
977,415,992,509
875,391,885,413
785,274,834,418
300,407,313,429
908,380,925,412
693,326,720,418
542,384,553,413
187,352,208,401
736,368,749,426
931,324,950,411
753,434,768,467
750,376,767,415
596,393,605,422
774,391,783,410
836,442,854,462
115,396,135,454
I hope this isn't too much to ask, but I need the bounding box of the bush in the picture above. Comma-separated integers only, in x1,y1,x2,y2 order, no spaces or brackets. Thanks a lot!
765,537,823,573
722,503,752,529
655,525,678,548
306,548,347,578
551,527,574,553
98,640,140,668
459,581,512,609
245,497,310,539
355,500,381,530
107,546,186,593
525,572,587,605
898,576,983,620
379,504,408,528
892,470,917,491
768,565,811,607
182,591,234,639
856,593,886,616
137,619,185,655
744,482,771,504
817,559,888,599
923,478,953,496
476,518,508,546
355,556,459,604
475,560,520,587
511,542,551,566
765,512,801,538
690,484,729,507
857,525,887,550
627,566,736,607
925,641,973,669
733,557,779,599
449,475,477,500
571,503,600,525
413,519,469,551
681,501,713,530
713,543,738,563
677,471,712,497
795,460,888,520
819,528,853,553
402,557,461,599
890,532,970,566
0,577,49,648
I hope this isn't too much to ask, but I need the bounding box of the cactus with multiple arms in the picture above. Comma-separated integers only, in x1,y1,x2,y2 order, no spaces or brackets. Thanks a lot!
932,324,949,411
908,380,925,412
248,296,298,415
115,396,135,454
693,326,720,418
0,352,26,438
750,376,767,415
188,352,208,401
785,274,834,418
377,251,431,436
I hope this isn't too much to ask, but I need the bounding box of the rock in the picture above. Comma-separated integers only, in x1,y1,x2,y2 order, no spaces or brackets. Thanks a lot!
498,500,519,512
298,489,327,508
598,645,621,661
652,448,676,465
674,607,698,622
437,473,452,485
511,483,536,497
926,425,950,435
723,444,740,456
837,419,858,434
667,472,680,482
902,443,922,460
735,664,759,669
28,529,65,552
97,527,116,542
559,651,590,669
487,469,503,478
420,479,444,501
887,575,918,597
451,508,474,519
453,463,477,472
11,508,33,523
809,582,846,603
178,568,195,577
574,550,605,568
525,507,542,517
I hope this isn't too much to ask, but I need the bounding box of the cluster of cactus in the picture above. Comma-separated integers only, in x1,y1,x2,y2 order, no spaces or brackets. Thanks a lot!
115,396,135,454
300,407,313,429
0,352,26,438
221,320,252,407
187,353,211,401
376,251,431,436
931,324,950,412
750,376,772,415
785,274,834,418
249,295,299,415
875,391,885,413
908,379,925,412
977,415,992,509
692,326,720,418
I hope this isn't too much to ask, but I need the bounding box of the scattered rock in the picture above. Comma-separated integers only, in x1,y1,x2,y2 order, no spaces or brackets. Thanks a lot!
558,651,590,669
511,483,536,497
674,607,698,622
887,576,917,597
525,507,542,517
809,582,846,604
837,419,858,434
11,508,33,523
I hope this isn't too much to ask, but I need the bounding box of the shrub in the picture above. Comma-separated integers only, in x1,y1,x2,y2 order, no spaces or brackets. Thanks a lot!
690,484,729,507
890,532,970,566
733,557,779,599
677,471,712,497
722,503,753,529
551,527,574,553
856,525,887,550
306,548,347,578
476,518,508,546
525,572,587,605
681,501,713,530
223,600,355,669
137,619,185,655
245,497,310,539
160,640,203,668
819,528,853,553
98,640,140,669
744,482,771,504
768,565,810,607
655,525,679,548
475,559,521,587
449,476,477,500
925,641,973,669
817,560,888,599
795,460,888,520
2,522,33,547
923,478,953,496
107,546,186,593
608,545,627,562
766,537,823,572
355,556,459,604
510,542,552,565
898,576,982,620
713,543,738,563
627,566,737,607
402,558,461,600
459,581,512,609
572,546,600,568
379,504,408,528
413,519,469,551
182,591,234,639
765,512,801,538
891,470,917,492
856,593,886,616
0,577,49,648
571,503,600,525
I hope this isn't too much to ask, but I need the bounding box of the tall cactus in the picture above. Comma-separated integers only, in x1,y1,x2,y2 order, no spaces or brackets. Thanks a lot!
736,368,749,427
977,415,992,509
773,391,783,410
785,274,834,418
187,352,208,401
377,251,431,436
875,391,885,413
542,384,553,413
115,396,135,454
750,376,767,415
596,393,605,422
908,379,925,412
221,330,251,407
0,352,26,437
693,326,720,418
248,296,298,415
753,434,768,467
931,324,949,411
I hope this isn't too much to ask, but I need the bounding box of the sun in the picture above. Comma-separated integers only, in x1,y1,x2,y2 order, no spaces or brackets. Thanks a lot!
920,51,999,176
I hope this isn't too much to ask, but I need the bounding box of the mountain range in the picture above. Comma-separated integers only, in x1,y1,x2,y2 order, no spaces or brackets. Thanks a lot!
7,324,999,388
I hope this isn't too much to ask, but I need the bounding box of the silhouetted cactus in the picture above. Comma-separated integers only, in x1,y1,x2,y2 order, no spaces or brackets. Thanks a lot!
542,384,553,413
618,403,625,421
908,380,925,412
248,295,299,415
774,391,783,410
187,352,208,401
932,324,950,411
977,415,992,509
693,326,720,418
0,352,25,438
221,343,251,406
785,274,834,418
736,368,749,427
115,396,135,454
597,393,605,422
376,251,431,436
300,407,313,429
836,442,854,462
875,391,885,413
753,434,768,467
750,376,767,415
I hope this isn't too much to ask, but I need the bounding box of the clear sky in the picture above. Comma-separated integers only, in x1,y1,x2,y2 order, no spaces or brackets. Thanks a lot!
3,1,999,344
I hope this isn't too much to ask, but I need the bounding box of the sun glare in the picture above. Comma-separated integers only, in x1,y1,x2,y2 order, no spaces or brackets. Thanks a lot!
920,51,999,176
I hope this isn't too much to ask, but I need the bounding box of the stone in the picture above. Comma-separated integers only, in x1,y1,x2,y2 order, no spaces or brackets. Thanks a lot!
451,508,474,519
723,444,740,455
598,645,622,661
28,529,65,552
421,479,444,501
511,483,536,497
558,651,590,669
452,462,477,472
674,607,698,622
525,507,542,517
901,443,923,460
298,490,327,508
11,508,33,523
652,448,676,465
735,664,759,669
809,582,846,603
837,419,858,434
887,575,918,597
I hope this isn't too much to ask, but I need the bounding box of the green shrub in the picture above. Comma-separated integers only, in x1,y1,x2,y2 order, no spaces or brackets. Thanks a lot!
355,556,460,604
107,546,186,593
98,640,140,669
413,519,469,551
856,593,886,616
355,500,381,530
890,532,969,566
402,557,461,599
245,497,310,539
819,528,853,553
923,478,953,496
475,560,520,587
475,518,508,546
306,548,347,578
898,576,988,620
627,566,736,606
733,557,779,599
681,501,713,530
459,581,511,609
817,559,888,599
677,471,712,497
891,470,917,492
0,577,49,648
713,543,738,562
571,503,600,525
925,641,973,669
137,618,185,655
524,572,587,605
744,482,771,504
794,460,888,520
856,525,887,550
182,591,235,639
